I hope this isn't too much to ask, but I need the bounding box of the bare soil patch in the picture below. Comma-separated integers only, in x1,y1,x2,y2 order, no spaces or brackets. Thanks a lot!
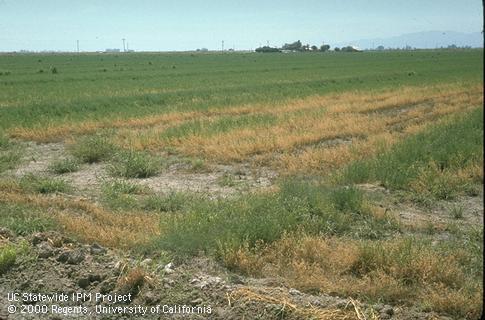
5,142,278,200
356,183,484,229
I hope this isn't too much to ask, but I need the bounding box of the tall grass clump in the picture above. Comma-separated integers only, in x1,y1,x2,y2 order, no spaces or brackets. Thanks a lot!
188,158,207,172
156,179,398,255
0,241,31,275
19,174,70,194
157,193,305,255
449,204,464,220
142,192,193,213
0,151,22,173
101,179,146,210
48,158,80,174
0,203,55,235
109,150,161,178
0,134,22,173
0,245,17,275
341,108,483,199
329,186,364,213
69,135,116,163
103,179,145,194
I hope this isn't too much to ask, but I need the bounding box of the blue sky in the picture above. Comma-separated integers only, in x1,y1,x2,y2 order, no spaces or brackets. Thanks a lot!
0,0,482,51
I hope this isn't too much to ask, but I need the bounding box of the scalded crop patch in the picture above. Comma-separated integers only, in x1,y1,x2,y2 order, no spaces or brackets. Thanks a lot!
0,50,483,319
118,83,482,173
8,83,482,178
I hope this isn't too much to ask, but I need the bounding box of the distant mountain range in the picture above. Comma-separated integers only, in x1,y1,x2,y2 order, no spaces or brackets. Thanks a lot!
336,31,483,50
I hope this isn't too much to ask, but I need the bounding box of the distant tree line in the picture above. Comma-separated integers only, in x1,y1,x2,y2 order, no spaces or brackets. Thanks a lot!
256,40,331,53
334,46,362,52
255,46,282,53
374,44,472,51
254,40,474,53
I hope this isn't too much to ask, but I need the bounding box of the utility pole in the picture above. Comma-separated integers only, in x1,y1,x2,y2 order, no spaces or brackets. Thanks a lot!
122,38,126,52
76,40,79,53
267,40,269,47
221,40,224,53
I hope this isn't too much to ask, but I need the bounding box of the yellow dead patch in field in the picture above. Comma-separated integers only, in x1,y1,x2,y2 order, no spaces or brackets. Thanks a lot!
280,132,398,174
9,111,201,143
170,84,481,165
8,83,483,175
280,98,481,175
174,112,384,161
9,83,478,143
0,191,159,249
229,287,361,319
8,95,327,143
223,234,482,319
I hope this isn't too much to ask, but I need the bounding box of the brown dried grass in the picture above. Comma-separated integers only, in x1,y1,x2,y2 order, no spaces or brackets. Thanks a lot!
228,287,358,320
167,84,482,165
0,191,159,249
117,267,148,296
7,83,482,178
222,234,483,318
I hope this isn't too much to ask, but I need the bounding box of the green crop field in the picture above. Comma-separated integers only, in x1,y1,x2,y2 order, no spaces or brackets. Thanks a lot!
0,50,482,130
0,50,483,319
